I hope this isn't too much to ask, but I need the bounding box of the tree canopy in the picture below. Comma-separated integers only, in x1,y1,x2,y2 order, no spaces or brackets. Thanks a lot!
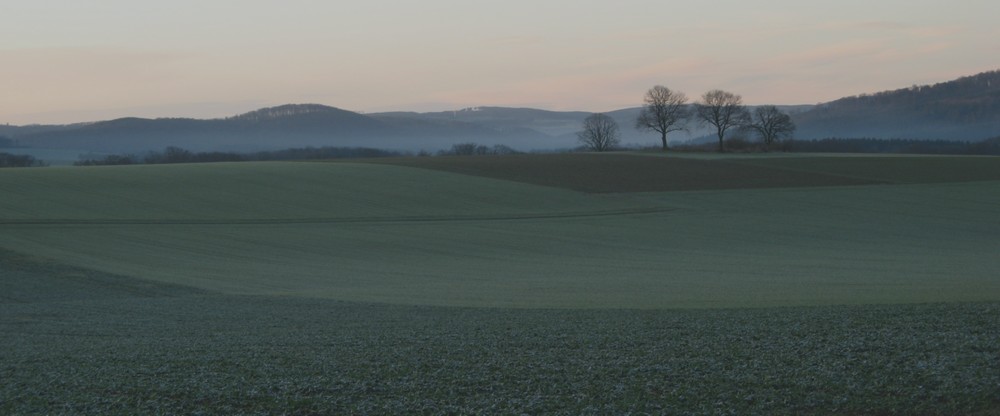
578,114,620,152
636,86,689,151
745,106,796,151
695,89,749,153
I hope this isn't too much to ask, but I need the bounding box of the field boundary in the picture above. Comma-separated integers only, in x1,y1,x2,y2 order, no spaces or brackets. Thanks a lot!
362,153,1000,193
361,153,883,193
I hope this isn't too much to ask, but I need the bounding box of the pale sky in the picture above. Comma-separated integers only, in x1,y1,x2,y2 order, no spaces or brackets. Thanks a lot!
2,0,998,124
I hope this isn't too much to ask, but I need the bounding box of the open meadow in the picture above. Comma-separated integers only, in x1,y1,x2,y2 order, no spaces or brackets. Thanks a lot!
2,153,999,413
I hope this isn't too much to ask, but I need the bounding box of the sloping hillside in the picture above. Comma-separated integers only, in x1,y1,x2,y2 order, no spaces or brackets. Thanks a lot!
793,70,1000,140
374,106,713,147
9,70,1000,153
16,104,554,153
17,105,394,153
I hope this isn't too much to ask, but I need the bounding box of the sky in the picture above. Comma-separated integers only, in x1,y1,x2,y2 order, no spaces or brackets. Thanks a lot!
2,0,998,125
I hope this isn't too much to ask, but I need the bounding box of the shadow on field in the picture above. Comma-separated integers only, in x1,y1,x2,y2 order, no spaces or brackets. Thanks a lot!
363,153,1000,193
362,153,882,193
0,248,209,303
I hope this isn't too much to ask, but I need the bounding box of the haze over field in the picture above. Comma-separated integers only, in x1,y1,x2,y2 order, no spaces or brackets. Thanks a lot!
2,1,999,124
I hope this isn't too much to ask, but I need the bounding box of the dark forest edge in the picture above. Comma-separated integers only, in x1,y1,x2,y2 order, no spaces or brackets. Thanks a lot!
786,137,1000,155
0,136,48,168
72,146,407,166
71,143,523,166
72,137,1000,167
670,136,1000,155
0,152,48,168
2,137,998,168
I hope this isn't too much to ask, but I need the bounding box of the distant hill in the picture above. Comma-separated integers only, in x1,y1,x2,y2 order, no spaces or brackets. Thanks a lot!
372,106,600,149
375,106,589,137
15,104,553,153
8,70,999,154
372,106,712,147
0,123,80,141
792,70,1000,140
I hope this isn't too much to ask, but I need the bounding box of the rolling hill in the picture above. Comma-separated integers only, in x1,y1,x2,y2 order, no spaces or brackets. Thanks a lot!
792,70,1000,140
2,154,999,414
13,104,553,153
6,70,999,154
2,153,998,307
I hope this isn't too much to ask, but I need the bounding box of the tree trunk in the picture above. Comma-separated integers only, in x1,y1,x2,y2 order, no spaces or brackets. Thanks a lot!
717,133,725,153
661,132,668,151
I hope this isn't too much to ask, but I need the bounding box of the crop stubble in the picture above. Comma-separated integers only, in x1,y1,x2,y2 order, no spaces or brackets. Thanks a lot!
2,249,998,414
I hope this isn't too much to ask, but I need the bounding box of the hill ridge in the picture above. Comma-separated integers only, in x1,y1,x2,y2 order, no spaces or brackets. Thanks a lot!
5,70,998,153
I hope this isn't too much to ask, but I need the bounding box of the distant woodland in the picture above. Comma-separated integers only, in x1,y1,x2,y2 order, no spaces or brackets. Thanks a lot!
73,146,406,166
792,70,1000,140
0,152,46,168
1,70,998,160
787,137,1000,155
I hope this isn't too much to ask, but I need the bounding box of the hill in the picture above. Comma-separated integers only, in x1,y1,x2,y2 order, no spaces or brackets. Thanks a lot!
793,70,1000,140
2,153,998,307
6,70,1000,154
13,105,380,153
3,154,999,413
373,106,594,147
14,104,553,153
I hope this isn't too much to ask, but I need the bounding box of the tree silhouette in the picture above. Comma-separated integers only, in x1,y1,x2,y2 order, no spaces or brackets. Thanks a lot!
745,106,796,151
636,85,689,151
577,114,620,152
695,90,749,152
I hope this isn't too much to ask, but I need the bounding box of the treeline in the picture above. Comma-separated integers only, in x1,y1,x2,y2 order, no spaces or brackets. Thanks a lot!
75,146,407,166
438,143,521,156
76,143,527,166
671,136,1000,155
0,135,47,167
786,137,1000,155
0,152,47,168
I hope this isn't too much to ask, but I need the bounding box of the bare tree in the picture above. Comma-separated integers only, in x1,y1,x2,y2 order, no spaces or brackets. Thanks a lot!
745,106,796,151
695,89,749,152
577,113,620,152
636,85,689,151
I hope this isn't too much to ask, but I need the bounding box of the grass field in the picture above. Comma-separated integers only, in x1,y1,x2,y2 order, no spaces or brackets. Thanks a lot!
2,155,997,308
367,152,1000,192
2,153,999,413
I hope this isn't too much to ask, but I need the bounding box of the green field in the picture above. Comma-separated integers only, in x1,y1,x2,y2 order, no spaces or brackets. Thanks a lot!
2,153,999,413
2,155,998,308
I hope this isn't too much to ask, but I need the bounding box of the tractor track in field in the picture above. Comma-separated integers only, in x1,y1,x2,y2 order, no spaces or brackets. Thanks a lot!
0,206,674,227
